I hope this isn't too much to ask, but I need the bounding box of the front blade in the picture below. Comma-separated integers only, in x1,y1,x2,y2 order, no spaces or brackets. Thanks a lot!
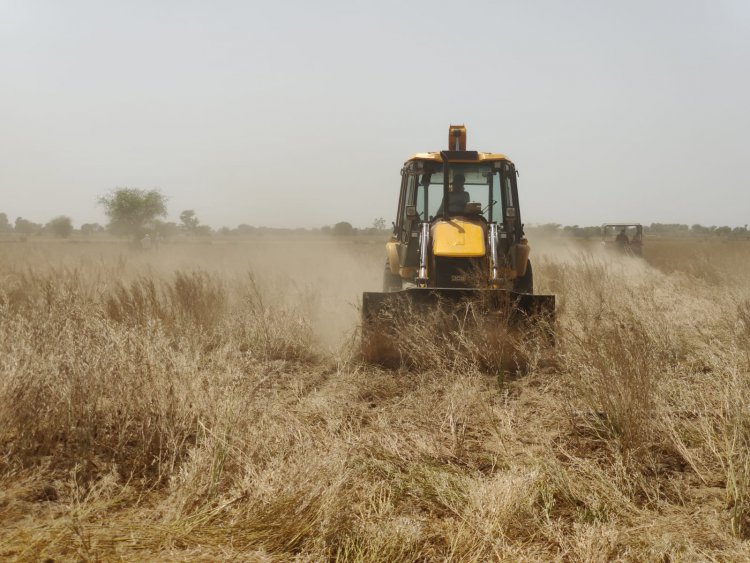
360,288,555,367
362,288,555,322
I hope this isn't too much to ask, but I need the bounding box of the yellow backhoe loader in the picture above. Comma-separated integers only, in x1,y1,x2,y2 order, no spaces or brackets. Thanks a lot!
362,125,555,364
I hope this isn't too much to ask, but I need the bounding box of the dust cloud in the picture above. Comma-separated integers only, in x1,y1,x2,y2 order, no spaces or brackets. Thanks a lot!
231,238,385,350
9,231,745,355
530,231,739,331
6,237,386,352
134,238,385,351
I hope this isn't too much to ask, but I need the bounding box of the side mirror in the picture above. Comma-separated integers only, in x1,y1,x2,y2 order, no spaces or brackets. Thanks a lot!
406,205,419,220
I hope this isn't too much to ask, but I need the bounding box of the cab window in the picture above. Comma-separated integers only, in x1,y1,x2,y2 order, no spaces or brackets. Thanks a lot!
400,173,417,233
416,163,501,221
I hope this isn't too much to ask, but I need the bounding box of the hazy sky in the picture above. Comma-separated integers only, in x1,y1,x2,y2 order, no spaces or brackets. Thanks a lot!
2,0,749,229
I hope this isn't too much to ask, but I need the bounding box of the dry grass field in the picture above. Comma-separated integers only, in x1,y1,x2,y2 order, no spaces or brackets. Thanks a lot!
1,234,749,561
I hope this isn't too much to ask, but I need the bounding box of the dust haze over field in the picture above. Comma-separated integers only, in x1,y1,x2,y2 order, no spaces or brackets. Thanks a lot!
0,238,385,350
2,235,750,560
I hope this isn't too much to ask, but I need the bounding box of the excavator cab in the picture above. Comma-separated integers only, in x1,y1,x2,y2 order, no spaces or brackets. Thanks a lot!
390,157,525,290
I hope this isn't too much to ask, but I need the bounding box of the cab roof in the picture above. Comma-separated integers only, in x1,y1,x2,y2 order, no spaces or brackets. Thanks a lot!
601,223,642,228
407,151,511,164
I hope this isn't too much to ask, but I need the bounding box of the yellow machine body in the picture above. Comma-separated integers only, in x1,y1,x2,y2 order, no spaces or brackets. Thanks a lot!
386,240,400,274
431,220,486,258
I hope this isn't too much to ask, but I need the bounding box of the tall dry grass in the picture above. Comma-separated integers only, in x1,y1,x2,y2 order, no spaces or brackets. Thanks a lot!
0,236,749,560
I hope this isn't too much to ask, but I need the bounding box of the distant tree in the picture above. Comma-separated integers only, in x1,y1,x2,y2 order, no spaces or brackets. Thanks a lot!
179,209,200,234
332,221,355,236
536,223,562,233
320,225,332,234
151,220,180,239
14,217,41,236
80,222,104,235
648,223,689,234
195,225,212,237
46,216,74,238
562,224,600,238
0,213,10,232
234,224,255,236
714,226,732,236
691,224,710,235
98,188,167,239
372,217,387,231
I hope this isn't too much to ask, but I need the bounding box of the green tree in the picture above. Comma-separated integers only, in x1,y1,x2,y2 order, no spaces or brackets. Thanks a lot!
332,221,354,236
714,226,732,236
152,220,180,239
237,224,257,236
649,223,689,234
80,223,104,235
0,213,10,232
15,217,41,236
98,188,167,238
691,224,710,235
563,224,600,238
179,209,200,233
46,216,74,238
194,224,212,237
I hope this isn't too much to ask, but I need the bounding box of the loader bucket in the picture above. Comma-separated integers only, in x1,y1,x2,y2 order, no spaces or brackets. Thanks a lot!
361,288,555,368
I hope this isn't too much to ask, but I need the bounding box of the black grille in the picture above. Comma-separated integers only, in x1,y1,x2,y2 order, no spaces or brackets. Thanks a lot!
433,257,485,288
442,150,479,161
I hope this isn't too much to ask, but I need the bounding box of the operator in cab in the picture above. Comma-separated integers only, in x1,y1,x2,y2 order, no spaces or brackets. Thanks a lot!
436,173,470,216
615,228,629,249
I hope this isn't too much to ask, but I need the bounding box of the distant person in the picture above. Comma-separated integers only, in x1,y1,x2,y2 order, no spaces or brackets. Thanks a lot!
615,228,629,250
436,173,470,216
141,233,152,251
